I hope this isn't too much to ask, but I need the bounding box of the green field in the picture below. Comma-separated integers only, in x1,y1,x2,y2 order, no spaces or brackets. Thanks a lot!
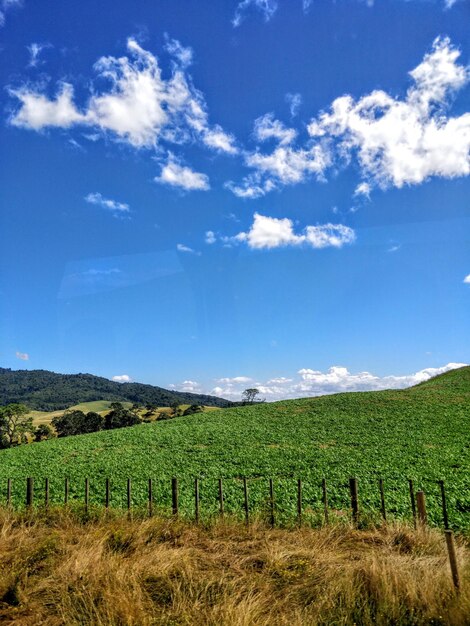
2,367,470,528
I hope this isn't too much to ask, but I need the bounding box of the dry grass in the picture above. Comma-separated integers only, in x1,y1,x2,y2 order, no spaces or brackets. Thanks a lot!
0,509,468,625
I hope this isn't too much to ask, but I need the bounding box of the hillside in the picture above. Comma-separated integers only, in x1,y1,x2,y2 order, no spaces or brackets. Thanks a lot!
1,366,469,527
0,368,231,411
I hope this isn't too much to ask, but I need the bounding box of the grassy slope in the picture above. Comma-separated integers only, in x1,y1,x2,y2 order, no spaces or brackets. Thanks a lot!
2,367,470,524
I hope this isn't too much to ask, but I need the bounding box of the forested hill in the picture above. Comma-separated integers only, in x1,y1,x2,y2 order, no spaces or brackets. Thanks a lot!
0,368,231,411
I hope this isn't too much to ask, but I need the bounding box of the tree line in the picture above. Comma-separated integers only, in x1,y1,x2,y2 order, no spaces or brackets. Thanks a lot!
0,402,205,448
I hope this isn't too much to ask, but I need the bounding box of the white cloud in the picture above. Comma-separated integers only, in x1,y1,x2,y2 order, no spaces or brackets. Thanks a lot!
15,351,29,361
232,0,278,27
205,230,216,244
308,36,470,190
9,37,235,157
0,0,22,27
285,92,302,118
253,113,297,145
164,37,193,68
209,362,466,401
464,274,470,284
155,155,210,191
217,376,252,384
27,42,50,68
112,374,131,383
177,243,199,254
169,380,202,393
354,182,371,198
226,213,355,250
85,192,130,217
229,37,470,198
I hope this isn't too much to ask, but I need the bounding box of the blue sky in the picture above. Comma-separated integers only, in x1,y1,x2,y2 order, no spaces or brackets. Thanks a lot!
1,0,469,400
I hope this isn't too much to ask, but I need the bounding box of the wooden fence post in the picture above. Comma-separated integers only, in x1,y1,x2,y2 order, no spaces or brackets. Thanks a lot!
379,478,386,522
194,478,200,523
243,478,249,526
297,479,302,527
172,478,179,517
445,530,460,591
7,478,11,508
64,478,69,506
26,477,34,509
349,478,359,526
322,478,329,525
85,478,89,513
439,480,449,530
127,478,132,518
269,479,275,528
416,491,427,526
148,479,153,517
408,479,417,529
218,478,224,518
44,478,49,509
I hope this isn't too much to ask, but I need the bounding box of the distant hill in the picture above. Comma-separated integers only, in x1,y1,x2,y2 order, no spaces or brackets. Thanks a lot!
0,368,231,411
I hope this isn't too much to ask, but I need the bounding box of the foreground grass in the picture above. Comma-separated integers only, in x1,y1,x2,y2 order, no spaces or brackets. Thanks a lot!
0,509,468,625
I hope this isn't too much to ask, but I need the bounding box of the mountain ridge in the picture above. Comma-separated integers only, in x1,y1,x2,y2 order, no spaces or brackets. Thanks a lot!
0,367,231,411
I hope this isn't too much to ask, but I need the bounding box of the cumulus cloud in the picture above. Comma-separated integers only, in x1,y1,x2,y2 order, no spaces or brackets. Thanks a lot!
232,0,278,27
112,374,131,383
228,37,470,198
169,380,202,393
209,362,466,401
155,155,210,191
15,351,29,361
308,36,470,190
227,143,330,198
464,274,470,284
224,213,355,250
205,230,216,244
85,192,130,217
9,37,236,158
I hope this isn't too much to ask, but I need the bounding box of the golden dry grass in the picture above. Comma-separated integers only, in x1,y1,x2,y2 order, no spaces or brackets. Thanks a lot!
0,509,468,625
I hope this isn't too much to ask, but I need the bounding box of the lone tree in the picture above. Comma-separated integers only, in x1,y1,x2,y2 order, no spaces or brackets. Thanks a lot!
241,388,261,404
0,403,34,447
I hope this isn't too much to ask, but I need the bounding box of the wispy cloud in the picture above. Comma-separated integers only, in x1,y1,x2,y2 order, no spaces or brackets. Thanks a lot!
176,243,200,254
232,0,278,27
464,274,470,284
0,0,23,28
27,42,50,68
84,192,130,217
285,92,302,118
155,155,210,191
15,350,29,361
